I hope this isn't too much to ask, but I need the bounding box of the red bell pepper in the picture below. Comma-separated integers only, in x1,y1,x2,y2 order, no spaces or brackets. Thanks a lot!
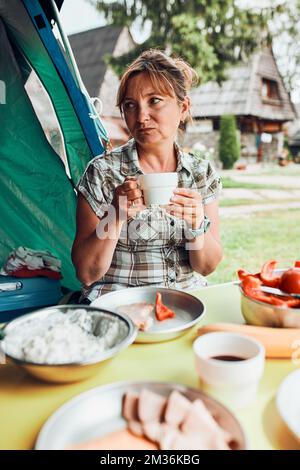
294,261,300,268
155,293,176,321
237,269,260,281
260,260,282,288
237,269,251,281
286,298,300,308
241,275,287,306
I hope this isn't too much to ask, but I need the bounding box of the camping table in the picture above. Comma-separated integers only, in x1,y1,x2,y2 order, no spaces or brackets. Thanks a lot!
0,282,299,450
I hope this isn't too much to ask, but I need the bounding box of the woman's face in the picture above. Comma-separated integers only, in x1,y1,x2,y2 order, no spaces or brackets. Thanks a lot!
122,71,190,147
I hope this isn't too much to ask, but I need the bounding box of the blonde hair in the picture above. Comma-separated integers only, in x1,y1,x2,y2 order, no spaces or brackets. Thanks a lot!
117,49,199,129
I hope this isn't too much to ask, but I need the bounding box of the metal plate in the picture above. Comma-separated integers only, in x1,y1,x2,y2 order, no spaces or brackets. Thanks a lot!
35,381,248,450
92,287,205,342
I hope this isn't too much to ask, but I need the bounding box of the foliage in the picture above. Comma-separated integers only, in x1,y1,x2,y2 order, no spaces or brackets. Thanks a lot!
191,143,215,162
269,0,300,97
91,0,281,84
219,115,240,169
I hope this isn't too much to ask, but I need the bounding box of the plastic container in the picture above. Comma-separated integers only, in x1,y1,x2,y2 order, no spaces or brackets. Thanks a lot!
0,275,62,323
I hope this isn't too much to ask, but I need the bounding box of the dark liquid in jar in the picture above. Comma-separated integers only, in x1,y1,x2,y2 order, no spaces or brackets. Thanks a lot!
211,355,247,362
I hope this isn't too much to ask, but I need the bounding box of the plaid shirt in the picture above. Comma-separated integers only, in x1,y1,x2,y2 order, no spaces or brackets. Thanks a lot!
77,139,221,301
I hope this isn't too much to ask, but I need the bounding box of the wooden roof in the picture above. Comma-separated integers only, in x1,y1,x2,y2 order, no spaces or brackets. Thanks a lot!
69,25,124,99
190,48,296,122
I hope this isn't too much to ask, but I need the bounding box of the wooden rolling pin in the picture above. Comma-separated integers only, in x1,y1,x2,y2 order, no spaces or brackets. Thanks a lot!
197,323,300,359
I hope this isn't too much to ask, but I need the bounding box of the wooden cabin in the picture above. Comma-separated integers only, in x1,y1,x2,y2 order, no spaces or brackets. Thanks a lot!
184,48,296,163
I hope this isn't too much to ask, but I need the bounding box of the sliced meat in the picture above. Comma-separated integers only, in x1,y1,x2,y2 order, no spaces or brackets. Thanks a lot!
127,420,144,437
181,399,230,447
138,389,167,423
159,425,180,450
164,390,192,427
122,391,139,421
117,303,154,331
143,421,174,444
142,421,162,442
169,431,230,450
67,428,158,450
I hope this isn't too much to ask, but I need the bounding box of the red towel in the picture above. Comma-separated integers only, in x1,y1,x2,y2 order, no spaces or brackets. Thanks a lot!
8,267,62,280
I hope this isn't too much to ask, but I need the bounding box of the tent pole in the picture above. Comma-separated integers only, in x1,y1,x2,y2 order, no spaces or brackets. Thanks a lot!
49,0,108,145
49,0,87,93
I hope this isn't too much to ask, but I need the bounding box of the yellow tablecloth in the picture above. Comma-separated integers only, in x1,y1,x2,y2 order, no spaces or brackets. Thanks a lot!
0,283,299,450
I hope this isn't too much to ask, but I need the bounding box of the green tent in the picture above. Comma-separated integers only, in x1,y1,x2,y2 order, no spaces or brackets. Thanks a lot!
0,0,109,290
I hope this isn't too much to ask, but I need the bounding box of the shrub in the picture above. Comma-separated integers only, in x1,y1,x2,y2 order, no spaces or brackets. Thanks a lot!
219,114,240,169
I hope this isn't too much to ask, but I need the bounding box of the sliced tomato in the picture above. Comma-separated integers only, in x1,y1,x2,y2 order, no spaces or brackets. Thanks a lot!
260,260,282,288
155,293,176,321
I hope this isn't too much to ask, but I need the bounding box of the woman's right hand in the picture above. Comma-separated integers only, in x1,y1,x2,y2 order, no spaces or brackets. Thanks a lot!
112,176,145,220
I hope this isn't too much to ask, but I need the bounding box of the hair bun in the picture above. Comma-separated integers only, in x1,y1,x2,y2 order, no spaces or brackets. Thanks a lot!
173,57,199,91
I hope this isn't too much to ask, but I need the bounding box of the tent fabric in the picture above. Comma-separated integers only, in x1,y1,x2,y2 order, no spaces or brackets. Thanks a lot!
22,0,108,162
0,16,80,290
0,0,112,290
1,0,96,186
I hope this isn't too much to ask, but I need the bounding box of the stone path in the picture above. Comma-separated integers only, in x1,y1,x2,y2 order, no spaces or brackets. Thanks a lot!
220,200,300,218
219,165,300,217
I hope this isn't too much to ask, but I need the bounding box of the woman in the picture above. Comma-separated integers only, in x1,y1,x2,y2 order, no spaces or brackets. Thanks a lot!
72,50,222,303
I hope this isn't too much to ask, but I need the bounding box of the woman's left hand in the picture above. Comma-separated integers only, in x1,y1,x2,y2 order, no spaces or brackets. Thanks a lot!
164,188,204,230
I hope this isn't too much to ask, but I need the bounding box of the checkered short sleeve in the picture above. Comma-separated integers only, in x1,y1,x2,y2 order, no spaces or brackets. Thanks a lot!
77,157,111,219
202,160,222,204
190,157,222,205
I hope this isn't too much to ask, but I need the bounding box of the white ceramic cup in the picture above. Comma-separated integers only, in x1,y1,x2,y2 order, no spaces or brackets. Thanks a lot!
193,332,265,409
138,173,178,206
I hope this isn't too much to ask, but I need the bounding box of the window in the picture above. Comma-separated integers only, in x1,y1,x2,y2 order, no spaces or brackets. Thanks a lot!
25,70,70,177
261,78,280,101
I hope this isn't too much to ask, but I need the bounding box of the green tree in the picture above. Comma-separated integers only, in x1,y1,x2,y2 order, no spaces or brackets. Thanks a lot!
91,0,282,83
269,0,300,98
219,114,240,169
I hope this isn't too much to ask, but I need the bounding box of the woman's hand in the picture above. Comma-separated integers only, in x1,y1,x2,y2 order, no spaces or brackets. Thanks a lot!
164,187,204,229
112,176,145,220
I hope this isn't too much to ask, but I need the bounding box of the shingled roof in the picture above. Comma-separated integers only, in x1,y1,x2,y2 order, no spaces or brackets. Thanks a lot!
190,48,296,122
69,25,123,99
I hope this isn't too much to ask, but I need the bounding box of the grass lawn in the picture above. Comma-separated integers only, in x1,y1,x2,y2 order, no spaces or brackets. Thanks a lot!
206,208,300,285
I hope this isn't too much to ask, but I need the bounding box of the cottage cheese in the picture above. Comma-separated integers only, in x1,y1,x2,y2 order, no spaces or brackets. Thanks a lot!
3,309,128,364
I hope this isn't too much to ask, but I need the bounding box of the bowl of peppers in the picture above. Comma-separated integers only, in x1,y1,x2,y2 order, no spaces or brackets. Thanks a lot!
238,260,300,328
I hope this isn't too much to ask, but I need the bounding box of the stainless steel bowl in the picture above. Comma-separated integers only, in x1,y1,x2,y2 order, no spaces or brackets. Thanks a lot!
239,269,300,328
92,286,205,343
0,305,137,383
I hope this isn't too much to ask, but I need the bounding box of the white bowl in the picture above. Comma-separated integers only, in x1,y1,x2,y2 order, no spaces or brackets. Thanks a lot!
193,332,265,409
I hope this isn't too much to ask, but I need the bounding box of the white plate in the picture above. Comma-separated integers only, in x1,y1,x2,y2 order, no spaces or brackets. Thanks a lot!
92,286,205,343
35,381,248,450
276,368,300,441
